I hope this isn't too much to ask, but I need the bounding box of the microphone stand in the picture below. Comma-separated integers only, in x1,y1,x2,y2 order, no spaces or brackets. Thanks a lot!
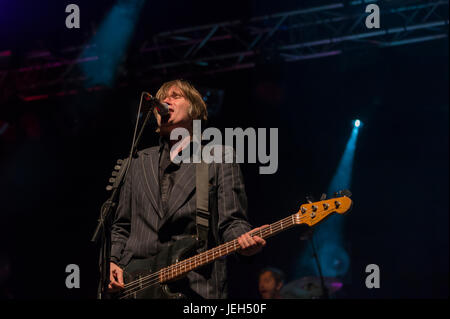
91,94,155,299
309,231,330,299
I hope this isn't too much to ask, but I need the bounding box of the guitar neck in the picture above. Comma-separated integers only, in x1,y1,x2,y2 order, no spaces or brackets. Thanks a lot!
160,214,297,283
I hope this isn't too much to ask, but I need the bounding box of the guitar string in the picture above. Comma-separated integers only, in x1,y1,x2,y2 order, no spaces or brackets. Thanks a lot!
117,201,346,297
118,221,291,296
116,208,335,298
120,214,294,291
117,220,294,298
118,207,340,298
117,215,299,297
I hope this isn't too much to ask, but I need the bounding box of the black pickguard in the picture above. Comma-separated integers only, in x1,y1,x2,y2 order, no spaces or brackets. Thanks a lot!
116,236,201,299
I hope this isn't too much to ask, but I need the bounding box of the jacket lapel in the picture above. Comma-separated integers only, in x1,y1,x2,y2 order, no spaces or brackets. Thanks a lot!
139,148,164,219
160,163,196,226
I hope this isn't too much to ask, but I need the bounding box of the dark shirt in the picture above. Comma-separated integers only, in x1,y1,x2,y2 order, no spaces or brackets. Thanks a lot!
158,137,196,216
158,138,181,216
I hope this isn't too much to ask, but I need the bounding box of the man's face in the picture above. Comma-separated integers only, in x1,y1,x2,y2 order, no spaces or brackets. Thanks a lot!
156,85,192,135
258,271,282,299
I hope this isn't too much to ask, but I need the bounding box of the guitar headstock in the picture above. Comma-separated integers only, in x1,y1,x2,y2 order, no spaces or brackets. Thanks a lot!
294,192,353,227
105,158,130,191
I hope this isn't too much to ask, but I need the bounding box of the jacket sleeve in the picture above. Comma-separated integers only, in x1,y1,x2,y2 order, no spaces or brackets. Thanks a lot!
216,153,253,243
109,159,133,265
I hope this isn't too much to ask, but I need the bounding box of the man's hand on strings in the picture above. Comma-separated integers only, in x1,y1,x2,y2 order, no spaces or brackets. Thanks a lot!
108,262,125,292
237,225,269,256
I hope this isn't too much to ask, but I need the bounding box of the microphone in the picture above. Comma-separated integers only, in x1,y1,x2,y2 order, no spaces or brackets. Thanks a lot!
142,92,170,116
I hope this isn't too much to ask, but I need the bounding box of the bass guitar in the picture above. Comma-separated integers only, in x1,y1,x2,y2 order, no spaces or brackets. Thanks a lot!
112,192,353,299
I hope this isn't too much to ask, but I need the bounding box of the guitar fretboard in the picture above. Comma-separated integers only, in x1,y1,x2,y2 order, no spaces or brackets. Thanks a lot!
159,214,298,283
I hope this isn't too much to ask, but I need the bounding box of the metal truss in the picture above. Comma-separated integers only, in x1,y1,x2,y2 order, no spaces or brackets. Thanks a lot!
0,0,448,103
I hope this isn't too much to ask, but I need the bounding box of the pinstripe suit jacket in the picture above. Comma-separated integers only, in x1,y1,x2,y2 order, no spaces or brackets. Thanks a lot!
110,145,252,298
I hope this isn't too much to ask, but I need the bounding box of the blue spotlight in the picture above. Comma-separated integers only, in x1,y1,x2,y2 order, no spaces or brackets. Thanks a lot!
318,244,350,277
80,0,146,87
295,119,361,279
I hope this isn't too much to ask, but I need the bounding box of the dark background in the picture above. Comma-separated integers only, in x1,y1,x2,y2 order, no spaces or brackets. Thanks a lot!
0,0,448,299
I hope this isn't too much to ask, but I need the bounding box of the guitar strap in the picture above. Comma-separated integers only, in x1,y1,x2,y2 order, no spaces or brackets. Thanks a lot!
195,161,209,247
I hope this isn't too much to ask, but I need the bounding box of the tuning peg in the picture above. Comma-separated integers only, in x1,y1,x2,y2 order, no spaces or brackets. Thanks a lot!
320,193,327,201
305,195,314,204
106,185,113,191
109,177,116,183
117,159,123,164
114,165,121,170
341,189,352,197
334,200,341,208
111,171,118,177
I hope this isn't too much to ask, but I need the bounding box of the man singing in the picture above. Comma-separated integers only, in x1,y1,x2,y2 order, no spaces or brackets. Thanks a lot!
107,79,266,298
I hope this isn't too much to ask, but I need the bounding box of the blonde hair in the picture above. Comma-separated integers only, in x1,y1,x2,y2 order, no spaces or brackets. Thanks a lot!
155,79,208,121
